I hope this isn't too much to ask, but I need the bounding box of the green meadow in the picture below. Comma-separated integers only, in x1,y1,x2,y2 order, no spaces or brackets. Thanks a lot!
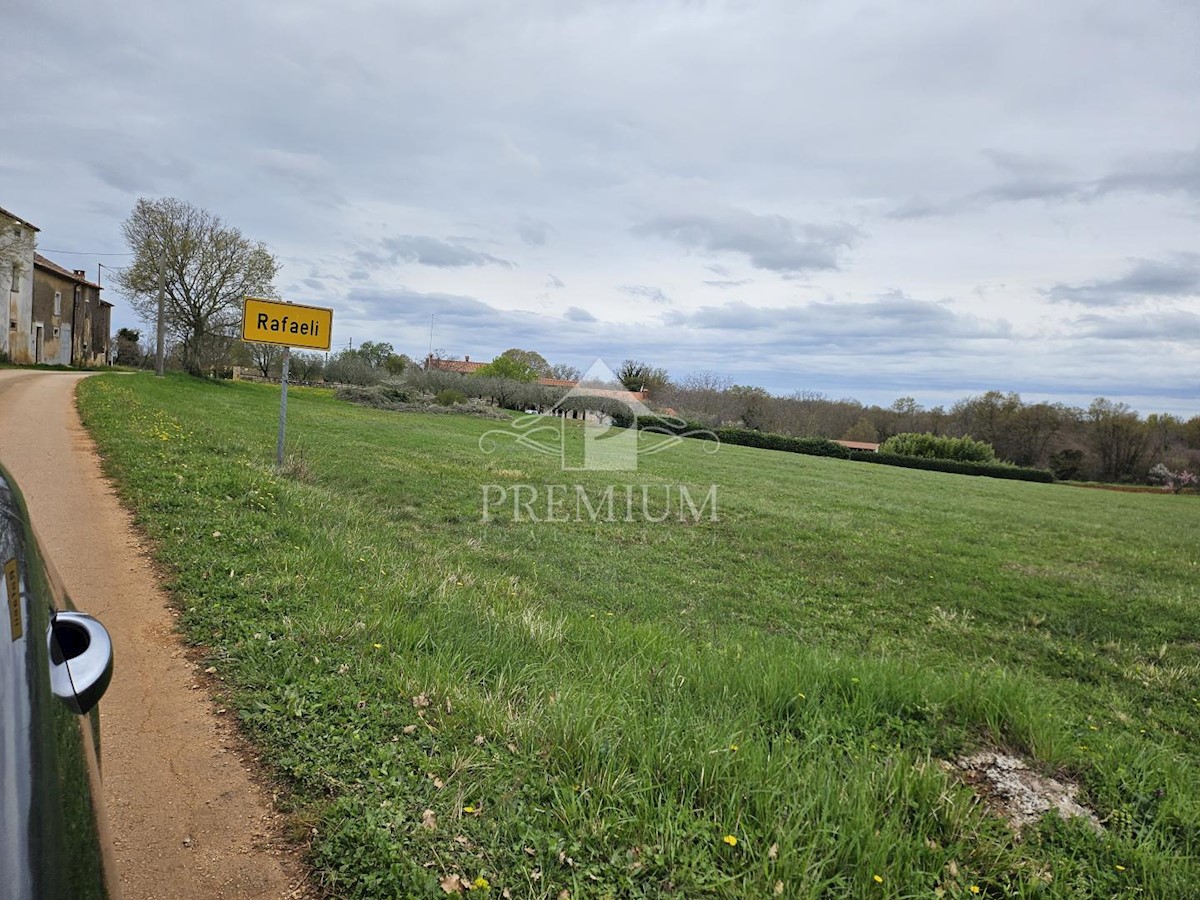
77,374,1200,899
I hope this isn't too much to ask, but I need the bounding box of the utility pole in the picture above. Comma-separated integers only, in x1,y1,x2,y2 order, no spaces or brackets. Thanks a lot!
155,253,165,376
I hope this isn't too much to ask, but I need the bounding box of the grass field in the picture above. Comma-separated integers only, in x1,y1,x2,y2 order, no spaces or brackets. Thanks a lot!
77,374,1200,898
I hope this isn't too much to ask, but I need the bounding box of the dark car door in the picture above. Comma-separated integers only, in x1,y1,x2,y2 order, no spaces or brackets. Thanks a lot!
0,467,117,898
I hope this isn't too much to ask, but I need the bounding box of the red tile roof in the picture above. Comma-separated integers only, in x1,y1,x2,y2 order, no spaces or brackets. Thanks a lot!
834,440,880,452
426,356,485,374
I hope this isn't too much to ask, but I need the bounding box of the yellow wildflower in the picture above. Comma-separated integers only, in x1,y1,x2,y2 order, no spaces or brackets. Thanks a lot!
472,876,490,890
873,874,883,883
722,835,738,846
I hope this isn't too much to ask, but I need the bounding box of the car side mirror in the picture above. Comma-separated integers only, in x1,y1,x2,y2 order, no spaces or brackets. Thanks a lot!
48,612,114,715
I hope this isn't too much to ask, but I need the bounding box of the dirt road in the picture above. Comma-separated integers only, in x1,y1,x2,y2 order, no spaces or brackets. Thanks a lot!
0,370,311,899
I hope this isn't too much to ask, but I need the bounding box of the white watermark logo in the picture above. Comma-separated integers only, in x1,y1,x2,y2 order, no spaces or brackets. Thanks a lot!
481,483,719,523
477,359,720,522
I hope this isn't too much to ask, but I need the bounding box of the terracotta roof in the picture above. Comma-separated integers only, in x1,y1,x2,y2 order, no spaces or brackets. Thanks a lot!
427,358,584,389
0,205,39,231
834,440,880,452
426,357,485,374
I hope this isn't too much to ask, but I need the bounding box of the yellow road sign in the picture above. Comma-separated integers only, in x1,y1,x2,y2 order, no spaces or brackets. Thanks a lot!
241,297,333,351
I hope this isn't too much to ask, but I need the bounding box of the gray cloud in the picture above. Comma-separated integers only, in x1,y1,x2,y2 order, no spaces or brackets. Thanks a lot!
355,236,515,271
667,291,1011,341
517,219,550,246
892,145,1200,219
1096,146,1200,200
618,284,671,305
564,306,596,322
634,210,859,275
1076,309,1200,341
545,273,565,288
1047,253,1200,306
703,279,752,289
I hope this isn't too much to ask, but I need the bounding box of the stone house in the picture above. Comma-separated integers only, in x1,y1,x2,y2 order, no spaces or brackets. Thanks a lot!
32,254,111,366
1,205,38,363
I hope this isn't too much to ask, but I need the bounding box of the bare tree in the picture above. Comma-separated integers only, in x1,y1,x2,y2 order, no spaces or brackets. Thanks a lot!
114,197,279,375
244,341,283,377
1088,398,1148,482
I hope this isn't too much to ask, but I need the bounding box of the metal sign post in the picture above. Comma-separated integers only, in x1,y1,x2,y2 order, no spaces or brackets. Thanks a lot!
240,297,333,470
276,347,291,468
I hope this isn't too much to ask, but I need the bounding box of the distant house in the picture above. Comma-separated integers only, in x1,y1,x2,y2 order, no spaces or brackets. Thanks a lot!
32,254,112,366
426,354,486,375
1,205,38,363
426,354,595,391
834,439,880,453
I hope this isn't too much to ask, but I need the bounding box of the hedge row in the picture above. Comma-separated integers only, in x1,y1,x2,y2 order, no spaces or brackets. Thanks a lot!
848,451,1055,483
713,427,849,458
612,412,1054,481
613,414,850,458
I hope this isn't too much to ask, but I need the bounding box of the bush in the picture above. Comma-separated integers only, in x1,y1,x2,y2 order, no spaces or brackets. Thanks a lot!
325,352,383,386
850,451,1054,483
1049,448,1085,481
435,388,466,406
880,432,997,463
333,382,413,408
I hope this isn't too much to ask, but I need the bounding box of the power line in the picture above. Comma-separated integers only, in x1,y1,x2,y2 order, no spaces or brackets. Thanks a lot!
38,248,134,256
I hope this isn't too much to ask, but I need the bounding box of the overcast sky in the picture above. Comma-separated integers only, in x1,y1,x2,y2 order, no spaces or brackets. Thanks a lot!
6,0,1199,414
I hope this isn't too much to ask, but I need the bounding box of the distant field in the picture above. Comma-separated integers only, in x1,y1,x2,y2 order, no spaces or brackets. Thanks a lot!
77,374,1200,899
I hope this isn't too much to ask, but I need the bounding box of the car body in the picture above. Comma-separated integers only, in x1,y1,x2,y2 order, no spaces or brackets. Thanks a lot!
0,464,117,898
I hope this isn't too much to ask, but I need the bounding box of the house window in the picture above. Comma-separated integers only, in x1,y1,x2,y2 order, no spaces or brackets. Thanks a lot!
53,327,60,337
54,291,62,316
9,263,17,292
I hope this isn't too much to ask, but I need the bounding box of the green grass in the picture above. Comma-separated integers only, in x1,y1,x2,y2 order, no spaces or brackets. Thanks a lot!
77,373,1200,899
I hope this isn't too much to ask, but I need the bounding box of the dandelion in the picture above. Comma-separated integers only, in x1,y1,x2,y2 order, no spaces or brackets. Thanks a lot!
463,805,478,813
1115,865,1126,871
970,887,981,895
729,744,739,752
373,643,382,649
722,835,738,846
873,874,883,883
472,876,490,890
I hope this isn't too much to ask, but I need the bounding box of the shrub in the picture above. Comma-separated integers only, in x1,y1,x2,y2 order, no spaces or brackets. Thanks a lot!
325,352,383,386
850,451,1054,483
1048,448,1085,481
1148,463,1198,494
333,382,413,408
435,388,466,406
880,432,997,462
